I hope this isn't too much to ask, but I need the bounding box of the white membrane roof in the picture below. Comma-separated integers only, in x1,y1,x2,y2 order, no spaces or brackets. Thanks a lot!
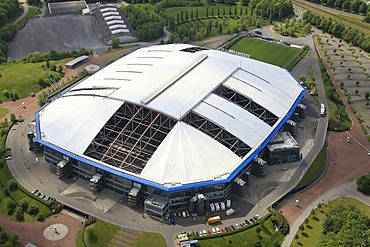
38,44,304,187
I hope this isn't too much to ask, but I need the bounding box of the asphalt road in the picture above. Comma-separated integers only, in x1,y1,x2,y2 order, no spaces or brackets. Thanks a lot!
12,0,28,26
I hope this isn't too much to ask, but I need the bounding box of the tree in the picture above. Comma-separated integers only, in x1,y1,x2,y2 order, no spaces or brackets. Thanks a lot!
355,81,360,87
357,173,370,195
111,38,120,49
365,92,369,100
2,89,9,98
10,113,15,123
355,89,358,95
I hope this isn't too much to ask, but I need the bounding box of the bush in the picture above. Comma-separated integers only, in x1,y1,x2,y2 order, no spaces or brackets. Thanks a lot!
0,232,9,244
15,207,24,221
37,213,44,222
28,204,39,216
20,200,29,212
7,201,16,210
8,180,18,191
7,207,15,215
357,173,370,195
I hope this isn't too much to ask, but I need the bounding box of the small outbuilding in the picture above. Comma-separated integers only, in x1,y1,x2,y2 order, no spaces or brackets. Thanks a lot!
65,55,89,69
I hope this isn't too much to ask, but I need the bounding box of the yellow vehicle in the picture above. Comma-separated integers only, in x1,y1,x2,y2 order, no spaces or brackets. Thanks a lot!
207,216,221,224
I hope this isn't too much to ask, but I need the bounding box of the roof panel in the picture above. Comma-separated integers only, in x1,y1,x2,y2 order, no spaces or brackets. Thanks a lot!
39,96,122,154
140,122,241,185
194,98,265,148
148,56,236,119
205,93,271,140
224,76,287,117
111,51,205,107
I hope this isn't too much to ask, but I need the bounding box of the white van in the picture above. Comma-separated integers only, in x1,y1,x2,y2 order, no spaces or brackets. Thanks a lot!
210,203,215,212
226,208,235,216
320,103,325,117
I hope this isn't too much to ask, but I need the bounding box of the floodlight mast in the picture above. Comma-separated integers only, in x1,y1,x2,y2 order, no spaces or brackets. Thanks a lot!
46,72,61,97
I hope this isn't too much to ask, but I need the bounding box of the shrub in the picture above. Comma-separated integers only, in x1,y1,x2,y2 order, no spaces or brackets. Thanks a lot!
8,180,18,191
20,200,29,212
15,207,24,221
357,173,370,195
37,213,44,222
7,201,16,210
28,204,39,216
0,232,9,244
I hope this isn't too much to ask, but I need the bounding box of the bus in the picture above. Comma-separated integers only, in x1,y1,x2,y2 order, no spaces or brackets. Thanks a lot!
207,216,221,224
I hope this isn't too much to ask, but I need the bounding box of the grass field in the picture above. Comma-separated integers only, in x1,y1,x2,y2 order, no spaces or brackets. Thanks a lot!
195,211,287,247
0,61,60,102
82,219,120,247
134,232,167,247
0,108,9,118
291,198,370,247
78,219,166,247
296,147,326,189
230,38,302,68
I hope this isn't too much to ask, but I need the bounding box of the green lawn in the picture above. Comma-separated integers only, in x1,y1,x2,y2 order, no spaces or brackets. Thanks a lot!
83,219,120,247
0,62,60,102
296,147,326,188
196,211,287,247
79,219,166,247
0,108,9,118
230,37,302,68
291,198,370,247
134,232,166,247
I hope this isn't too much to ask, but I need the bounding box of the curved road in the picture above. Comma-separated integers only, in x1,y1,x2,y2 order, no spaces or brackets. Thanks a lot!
12,0,28,26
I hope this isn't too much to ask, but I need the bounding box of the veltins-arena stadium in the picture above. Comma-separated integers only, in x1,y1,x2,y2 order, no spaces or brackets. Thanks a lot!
36,44,305,220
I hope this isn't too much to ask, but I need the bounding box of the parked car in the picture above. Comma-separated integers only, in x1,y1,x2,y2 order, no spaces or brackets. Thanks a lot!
250,218,255,223
212,228,216,234
231,225,235,230
216,227,220,233
203,230,207,236
198,231,203,237
221,228,225,233
235,223,240,229
207,229,212,235
35,157,39,163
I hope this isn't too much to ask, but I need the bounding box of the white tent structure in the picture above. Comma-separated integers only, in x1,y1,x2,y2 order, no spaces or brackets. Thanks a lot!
37,44,305,190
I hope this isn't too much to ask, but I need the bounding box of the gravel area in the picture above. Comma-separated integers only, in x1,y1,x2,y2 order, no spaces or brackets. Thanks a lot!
7,15,109,61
